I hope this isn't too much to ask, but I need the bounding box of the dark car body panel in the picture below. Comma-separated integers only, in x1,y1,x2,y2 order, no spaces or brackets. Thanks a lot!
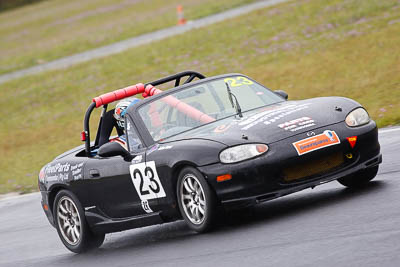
199,120,380,207
165,97,360,146
39,72,382,234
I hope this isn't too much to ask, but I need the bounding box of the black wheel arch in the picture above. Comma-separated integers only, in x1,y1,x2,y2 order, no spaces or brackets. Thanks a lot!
48,185,69,218
170,161,215,195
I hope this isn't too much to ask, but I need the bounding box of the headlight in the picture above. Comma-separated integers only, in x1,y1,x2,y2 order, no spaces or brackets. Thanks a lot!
219,144,268,163
345,108,370,127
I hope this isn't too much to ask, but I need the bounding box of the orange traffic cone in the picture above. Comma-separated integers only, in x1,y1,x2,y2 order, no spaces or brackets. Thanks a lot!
177,5,186,25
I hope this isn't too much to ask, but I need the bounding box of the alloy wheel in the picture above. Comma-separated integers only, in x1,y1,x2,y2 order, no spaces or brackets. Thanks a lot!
180,174,206,225
57,196,82,245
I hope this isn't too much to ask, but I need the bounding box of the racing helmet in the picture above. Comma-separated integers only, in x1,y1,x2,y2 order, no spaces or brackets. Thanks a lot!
114,97,140,129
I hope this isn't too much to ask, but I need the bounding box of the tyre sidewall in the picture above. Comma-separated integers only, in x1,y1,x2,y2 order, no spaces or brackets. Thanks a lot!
338,166,379,188
176,167,217,233
53,189,101,253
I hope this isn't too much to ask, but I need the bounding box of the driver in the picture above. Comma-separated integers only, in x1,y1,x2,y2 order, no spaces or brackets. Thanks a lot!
110,97,140,149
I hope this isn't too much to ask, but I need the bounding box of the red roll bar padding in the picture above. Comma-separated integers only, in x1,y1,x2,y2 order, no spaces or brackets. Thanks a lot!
143,84,161,97
92,82,214,125
144,85,215,124
148,102,163,128
92,83,145,108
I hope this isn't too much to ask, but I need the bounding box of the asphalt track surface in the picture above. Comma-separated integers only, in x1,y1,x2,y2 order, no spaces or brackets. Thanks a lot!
0,0,289,85
1,127,399,267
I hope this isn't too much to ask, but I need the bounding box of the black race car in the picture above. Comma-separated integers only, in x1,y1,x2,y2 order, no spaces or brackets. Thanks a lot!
38,71,382,253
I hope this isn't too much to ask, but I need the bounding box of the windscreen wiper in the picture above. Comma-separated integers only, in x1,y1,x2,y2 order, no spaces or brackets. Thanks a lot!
225,82,243,118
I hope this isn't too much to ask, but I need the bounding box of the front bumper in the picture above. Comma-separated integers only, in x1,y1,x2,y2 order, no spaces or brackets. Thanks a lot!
40,191,55,227
199,121,381,209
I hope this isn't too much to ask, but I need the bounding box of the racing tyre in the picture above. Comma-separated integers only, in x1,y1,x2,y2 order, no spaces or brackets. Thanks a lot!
337,166,379,188
53,190,105,253
177,167,217,233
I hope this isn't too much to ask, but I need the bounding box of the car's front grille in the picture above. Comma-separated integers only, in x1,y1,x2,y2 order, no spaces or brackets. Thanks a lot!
282,152,344,182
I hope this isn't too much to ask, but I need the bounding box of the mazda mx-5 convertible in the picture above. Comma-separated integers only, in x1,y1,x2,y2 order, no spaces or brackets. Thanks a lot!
38,71,381,253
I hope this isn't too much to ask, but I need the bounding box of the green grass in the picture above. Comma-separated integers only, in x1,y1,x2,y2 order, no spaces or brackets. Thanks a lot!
1,0,399,194
0,0,258,75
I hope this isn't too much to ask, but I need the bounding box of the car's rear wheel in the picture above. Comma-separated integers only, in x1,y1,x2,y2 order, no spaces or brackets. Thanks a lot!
53,190,105,253
337,166,379,188
177,167,217,233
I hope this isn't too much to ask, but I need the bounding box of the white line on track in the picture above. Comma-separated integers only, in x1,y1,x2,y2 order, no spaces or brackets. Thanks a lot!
0,192,38,201
379,127,400,134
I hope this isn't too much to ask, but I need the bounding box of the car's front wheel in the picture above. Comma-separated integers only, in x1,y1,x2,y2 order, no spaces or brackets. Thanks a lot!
53,190,105,253
177,167,217,233
337,166,379,188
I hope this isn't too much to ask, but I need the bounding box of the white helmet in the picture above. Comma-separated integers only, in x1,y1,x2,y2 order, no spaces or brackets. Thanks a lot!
114,97,139,129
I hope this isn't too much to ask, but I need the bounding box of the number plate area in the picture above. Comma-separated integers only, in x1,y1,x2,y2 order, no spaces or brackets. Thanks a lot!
282,152,344,182
129,161,166,200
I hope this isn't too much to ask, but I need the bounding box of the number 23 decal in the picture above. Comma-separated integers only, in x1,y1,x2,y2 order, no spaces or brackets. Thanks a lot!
224,76,254,87
129,161,166,200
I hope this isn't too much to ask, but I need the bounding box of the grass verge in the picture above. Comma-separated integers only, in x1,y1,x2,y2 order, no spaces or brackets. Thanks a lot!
0,0,258,75
0,0,399,194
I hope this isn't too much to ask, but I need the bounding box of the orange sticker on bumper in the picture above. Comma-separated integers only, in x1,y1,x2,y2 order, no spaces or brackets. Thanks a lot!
293,130,340,156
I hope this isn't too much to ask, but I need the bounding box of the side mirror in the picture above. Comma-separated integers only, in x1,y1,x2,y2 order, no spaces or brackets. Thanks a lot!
274,90,288,100
98,142,132,159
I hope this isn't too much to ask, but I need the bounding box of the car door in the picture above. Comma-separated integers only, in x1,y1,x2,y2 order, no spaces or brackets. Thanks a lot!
84,154,145,219
125,118,166,214
83,118,149,219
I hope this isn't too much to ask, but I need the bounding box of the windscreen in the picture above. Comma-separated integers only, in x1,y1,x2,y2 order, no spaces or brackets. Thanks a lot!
138,76,283,141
